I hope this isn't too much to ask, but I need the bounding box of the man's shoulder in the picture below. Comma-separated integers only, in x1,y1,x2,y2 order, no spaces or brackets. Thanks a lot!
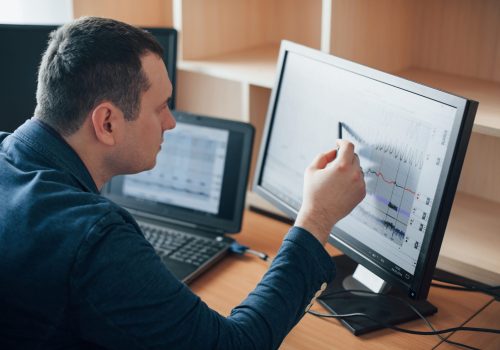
76,191,139,236
46,186,137,238
1,163,137,246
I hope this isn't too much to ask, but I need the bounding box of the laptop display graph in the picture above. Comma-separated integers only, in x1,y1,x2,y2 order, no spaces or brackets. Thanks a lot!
123,124,229,214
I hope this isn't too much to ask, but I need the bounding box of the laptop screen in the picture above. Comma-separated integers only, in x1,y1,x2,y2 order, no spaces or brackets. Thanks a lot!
122,122,229,214
104,110,254,234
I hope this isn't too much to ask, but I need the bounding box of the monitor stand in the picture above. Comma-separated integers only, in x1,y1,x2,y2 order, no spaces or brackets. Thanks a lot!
317,255,437,336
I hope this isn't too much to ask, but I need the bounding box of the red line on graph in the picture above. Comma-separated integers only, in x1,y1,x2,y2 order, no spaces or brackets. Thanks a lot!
366,169,416,195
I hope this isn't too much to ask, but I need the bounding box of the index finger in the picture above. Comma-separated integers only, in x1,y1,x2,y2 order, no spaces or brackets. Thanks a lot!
335,139,355,163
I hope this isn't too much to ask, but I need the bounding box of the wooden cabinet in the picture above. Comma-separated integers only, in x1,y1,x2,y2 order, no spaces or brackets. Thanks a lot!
73,0,500,284
73,0,173,27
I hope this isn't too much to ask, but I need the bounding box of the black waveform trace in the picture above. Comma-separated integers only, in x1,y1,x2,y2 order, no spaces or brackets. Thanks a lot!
339,122,426,169
373,142,424,170
388,201,398,211
356,204,406,246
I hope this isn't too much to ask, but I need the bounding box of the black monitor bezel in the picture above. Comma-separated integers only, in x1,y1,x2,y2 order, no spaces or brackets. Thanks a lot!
0,24,57,132
104,110,255,234
253,40,477,300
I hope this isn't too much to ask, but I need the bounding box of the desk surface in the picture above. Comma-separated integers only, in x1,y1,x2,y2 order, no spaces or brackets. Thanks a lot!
190,210,499,349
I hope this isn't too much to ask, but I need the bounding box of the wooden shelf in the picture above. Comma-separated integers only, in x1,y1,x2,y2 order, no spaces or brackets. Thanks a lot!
178,44,280,89
399,68,500,138
73,0,173,27
181,54,500,138
437,191,500,285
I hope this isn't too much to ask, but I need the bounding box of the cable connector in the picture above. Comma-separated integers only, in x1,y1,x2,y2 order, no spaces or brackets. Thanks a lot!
230,242,269,262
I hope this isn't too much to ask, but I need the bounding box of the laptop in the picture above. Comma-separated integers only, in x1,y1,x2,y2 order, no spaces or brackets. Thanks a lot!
103,110,254,283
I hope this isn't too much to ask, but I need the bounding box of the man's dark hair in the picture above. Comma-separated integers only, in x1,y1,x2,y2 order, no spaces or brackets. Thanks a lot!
35,17,164,136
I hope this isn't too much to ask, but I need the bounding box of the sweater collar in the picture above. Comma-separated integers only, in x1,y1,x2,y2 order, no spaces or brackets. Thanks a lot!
13,118,99,194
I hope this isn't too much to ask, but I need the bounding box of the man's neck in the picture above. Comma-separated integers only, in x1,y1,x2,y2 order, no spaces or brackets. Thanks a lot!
62,126,111,191
34,118,106,190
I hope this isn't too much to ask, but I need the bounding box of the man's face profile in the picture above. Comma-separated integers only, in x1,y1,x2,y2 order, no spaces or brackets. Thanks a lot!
121,53,176,174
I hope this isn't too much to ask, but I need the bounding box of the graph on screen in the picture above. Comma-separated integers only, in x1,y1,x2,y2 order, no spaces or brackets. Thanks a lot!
123,124,229,214
258,49,458,274
340,117,433,247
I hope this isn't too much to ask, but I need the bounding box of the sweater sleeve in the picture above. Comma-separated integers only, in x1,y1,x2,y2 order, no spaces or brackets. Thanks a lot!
72,212,335,350
217,226,336,349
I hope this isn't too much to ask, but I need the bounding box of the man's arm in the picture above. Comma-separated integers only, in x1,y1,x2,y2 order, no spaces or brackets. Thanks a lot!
72,140,365,349
71,215,333,349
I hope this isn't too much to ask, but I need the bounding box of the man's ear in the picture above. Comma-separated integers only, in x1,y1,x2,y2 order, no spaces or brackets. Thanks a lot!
90,102,124,146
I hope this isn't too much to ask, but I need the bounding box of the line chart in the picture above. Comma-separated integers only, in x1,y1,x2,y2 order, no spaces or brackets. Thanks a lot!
340,119,432,246
365,169,416,195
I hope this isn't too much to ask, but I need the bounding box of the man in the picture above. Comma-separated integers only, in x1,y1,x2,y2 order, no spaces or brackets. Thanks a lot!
0,17,365,349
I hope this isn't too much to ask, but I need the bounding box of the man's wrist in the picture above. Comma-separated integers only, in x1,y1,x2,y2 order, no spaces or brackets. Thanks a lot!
294,210,335,245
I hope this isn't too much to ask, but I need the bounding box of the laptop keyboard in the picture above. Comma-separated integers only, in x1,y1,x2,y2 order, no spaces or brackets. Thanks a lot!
139,222,227,267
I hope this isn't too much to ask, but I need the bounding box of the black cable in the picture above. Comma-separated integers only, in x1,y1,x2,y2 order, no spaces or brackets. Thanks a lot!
430,282,497,294
433,277,500,291
317,289,500,335
388,292,481,350
310,289,499,350
308,309,484,350
431,283,474,291
432,276,500,296
389,293,480,350
308,309,499,335
436,338,481,350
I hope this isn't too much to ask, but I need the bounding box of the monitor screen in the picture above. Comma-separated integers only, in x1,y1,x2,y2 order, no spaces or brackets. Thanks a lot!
254,41,477,302
0,23,177,133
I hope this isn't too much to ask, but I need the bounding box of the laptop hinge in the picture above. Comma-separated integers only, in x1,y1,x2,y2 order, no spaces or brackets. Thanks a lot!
126,208,226,235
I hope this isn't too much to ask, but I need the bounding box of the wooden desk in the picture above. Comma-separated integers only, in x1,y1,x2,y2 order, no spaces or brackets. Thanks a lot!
190,210,499,349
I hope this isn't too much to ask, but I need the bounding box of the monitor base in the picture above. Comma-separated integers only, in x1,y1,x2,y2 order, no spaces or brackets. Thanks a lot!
317,255,437,336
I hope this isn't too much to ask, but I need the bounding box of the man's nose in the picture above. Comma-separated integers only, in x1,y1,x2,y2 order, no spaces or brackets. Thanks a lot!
163,109,176,131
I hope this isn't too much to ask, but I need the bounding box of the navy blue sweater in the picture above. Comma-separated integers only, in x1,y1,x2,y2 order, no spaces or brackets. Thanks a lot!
0,119,335,349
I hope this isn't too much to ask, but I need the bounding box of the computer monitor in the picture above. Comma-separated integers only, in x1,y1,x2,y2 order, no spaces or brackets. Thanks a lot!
0,23,177,133
253,41,478,334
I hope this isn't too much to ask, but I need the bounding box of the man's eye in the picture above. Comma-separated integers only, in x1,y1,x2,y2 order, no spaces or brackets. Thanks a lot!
159,101,169,112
